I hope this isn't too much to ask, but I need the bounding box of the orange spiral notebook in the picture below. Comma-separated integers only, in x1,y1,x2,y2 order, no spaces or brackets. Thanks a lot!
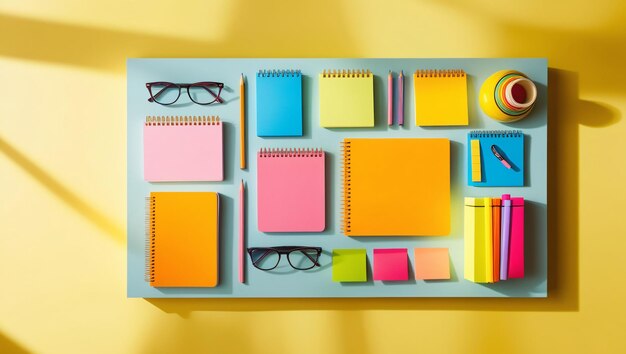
145,192,220,287
341,138,450,236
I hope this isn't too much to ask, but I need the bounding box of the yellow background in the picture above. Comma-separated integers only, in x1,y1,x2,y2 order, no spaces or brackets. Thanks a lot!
1,0,624,353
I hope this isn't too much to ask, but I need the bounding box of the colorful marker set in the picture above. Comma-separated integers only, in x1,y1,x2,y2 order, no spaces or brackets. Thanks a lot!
464,194,524,283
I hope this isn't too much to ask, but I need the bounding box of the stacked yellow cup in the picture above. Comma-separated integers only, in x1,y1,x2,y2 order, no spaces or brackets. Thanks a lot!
479,70,537,122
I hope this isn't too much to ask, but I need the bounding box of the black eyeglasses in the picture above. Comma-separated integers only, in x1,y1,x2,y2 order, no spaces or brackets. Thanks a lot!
247,246,322,271
146,81,224,105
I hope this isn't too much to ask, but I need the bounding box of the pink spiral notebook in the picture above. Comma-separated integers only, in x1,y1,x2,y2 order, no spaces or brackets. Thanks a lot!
143,116,223,182
257,148,325,232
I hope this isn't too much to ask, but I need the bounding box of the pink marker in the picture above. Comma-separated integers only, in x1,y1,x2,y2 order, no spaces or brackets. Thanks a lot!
388,71,393,125
491,144,512,169
239,180,245,283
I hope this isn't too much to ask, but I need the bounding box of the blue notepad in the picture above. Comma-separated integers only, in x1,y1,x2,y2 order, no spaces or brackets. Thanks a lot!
256,70,303,137
467,130,524,187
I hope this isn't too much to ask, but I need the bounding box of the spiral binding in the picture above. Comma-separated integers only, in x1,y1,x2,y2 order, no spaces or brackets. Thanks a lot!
414,69,466,78
340,140,351,234
321,69,372,78
145,196,156,283
257,69,301,77
468,130,523,138
258,148,324,158
145,115,220,126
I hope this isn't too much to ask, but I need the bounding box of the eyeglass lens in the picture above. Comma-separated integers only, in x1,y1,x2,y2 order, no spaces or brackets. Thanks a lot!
150,83,180,105
287,249,319,270
188,83,222,105
249,249,280,270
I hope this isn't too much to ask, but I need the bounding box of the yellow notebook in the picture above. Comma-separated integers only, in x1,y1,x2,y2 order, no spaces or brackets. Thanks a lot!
414,69,468,126
463,197,493,283
341,138,450,236
319,70,374,127
146,192,219,287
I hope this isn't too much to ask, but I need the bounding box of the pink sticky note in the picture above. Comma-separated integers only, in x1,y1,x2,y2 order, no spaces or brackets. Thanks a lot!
413,248,450,280
144,123,223,181
373,248,408,281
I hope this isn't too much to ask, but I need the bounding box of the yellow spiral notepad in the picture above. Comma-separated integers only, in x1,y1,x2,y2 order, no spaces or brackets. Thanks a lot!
414,69,468,126
319,69,374,127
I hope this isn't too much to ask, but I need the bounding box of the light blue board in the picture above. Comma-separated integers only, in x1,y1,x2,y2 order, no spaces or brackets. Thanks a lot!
256,71,303,136
127,58,548,298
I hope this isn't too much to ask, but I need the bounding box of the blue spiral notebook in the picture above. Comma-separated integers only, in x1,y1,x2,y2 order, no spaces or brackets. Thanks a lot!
256,70,303,137
467,130,524,187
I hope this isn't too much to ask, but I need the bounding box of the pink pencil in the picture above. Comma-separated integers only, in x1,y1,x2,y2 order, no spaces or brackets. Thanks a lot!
388,71,393,125
398,71,404,125
239,180,245,283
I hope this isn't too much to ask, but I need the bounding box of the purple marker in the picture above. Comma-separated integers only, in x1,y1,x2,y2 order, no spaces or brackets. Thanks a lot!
500,194,512,280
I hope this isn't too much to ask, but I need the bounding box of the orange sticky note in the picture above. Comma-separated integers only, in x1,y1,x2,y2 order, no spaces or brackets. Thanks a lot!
413,248,450,280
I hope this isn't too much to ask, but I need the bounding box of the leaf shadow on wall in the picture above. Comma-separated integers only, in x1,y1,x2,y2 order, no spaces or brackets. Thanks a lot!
0,136,125,243
0,6,360,74
0,332,31,354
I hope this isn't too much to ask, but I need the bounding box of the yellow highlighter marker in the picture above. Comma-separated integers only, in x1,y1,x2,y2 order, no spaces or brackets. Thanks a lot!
470,139,482,182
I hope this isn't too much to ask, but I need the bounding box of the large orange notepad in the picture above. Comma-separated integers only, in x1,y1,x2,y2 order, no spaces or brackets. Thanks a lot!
146,192,219,287
341,138,450,236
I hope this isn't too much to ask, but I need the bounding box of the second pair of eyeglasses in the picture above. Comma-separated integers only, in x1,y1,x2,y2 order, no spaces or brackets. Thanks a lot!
247,246,322,271
146,81,224,105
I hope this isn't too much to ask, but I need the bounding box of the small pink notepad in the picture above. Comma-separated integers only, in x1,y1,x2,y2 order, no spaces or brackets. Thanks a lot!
143,118,223,182
257,149,325,232
373,248,409,281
